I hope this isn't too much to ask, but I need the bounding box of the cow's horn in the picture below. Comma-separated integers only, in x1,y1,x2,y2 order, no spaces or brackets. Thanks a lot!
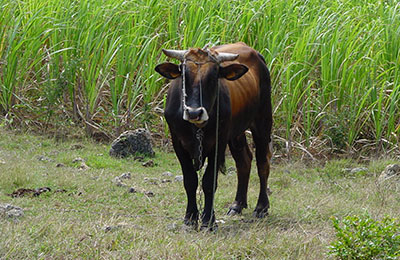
162,49,187,61
217,52,239,63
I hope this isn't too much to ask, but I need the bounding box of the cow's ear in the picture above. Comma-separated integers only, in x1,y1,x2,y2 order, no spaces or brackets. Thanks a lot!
220,64,248,81
155,62,181,79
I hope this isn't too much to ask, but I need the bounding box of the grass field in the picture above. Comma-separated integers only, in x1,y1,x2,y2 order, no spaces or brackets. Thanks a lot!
1,129,399,259
1,0,399,152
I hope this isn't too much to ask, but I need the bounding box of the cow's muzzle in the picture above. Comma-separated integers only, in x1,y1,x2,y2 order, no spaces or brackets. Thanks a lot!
183,106,209,126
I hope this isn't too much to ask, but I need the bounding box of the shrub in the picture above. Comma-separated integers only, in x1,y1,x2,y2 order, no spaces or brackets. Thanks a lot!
328,215,400,259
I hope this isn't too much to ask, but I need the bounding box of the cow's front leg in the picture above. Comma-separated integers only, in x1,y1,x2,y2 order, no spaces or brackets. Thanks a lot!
171,134,199,228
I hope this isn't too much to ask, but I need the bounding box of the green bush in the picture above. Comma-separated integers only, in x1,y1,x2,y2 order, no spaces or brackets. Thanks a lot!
329,215,400,260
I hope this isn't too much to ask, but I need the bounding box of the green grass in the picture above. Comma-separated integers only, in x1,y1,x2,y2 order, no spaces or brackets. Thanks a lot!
1,128,400,259
0,0,399,151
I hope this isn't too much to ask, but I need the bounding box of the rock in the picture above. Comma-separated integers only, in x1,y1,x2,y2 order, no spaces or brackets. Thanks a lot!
0,204,24,219
162,171,173,177
119,172,131,179
144,177,159,185
113,177,127,187
109,129,155,158
104,223,129,233
128,187,137,193
142,160,154,167
78,162,90,170
7,209,24,218
72,157,85,163
37,155,53,162
174,175,184,182
379,164,400,182
144,191,155,197
162,179,172,183
350,167,368,174
56,163,65,168
227,166,236,175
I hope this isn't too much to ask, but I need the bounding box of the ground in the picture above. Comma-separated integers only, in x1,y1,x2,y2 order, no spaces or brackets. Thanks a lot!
0,128,399,259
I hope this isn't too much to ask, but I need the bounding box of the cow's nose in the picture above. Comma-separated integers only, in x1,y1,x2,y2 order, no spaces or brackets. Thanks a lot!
183,106,209,123
187,107,203,120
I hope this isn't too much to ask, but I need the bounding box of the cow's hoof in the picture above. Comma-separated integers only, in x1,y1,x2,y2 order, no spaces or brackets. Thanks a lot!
184,218,198,228
184,214,199,229
227,206,242,216
227,202,245,216
200,222,218,232
253,208,269,218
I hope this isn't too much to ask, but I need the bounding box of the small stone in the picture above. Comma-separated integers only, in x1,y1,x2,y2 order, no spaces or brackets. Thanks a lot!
379,164,400,182
37,155,52,162
128,187,137,193
7,209,24,218
142,160,154,167
162,171,173,177
113,177,127,187
144,177,159,185
174,175,184,182
0,159,5,164
167,223,178,231
56,163,65,168
119,172,131,179
144,191,154,197
78,162,90,170
162,179,172,183
227,166,236,175
73,157,85,163
350,167,368,174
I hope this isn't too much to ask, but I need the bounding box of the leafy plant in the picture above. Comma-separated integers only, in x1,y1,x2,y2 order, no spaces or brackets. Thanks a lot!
329,215,400,260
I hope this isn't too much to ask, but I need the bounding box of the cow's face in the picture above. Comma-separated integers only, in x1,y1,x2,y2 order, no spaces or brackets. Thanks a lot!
155,48,248,127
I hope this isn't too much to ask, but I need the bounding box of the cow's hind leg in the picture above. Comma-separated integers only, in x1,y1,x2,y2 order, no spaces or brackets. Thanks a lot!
227,134,252,216
251,121,272,218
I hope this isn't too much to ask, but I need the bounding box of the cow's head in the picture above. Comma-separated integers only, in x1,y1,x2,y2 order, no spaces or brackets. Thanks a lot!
155,47,248,127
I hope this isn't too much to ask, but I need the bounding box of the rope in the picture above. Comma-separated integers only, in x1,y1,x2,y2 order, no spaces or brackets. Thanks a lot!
211,78,220,225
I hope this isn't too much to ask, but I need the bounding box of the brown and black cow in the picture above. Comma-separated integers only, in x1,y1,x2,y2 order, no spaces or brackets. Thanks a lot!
155,42,272,230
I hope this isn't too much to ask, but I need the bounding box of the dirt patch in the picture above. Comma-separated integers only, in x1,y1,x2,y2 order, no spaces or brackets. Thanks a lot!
8,187,52,197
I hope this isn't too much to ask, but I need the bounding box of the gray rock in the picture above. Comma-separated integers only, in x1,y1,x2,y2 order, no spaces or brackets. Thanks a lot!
174,175,184,182
162,171,173,177
113,177,127,187
7,209,24,218
142,160,154,167
78,162,90,171
162,179,172,183
227,166,236,175
144,177,159,185
128,187,137,193
350,167,368,174
37,155,53,162
120,172,131,179
1,204,24,219
379,164,400,181
72,157,85,163
109,129,155,158
144,191,155,197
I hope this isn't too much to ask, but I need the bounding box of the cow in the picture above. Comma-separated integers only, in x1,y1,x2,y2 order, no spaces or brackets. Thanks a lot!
155,42,272,230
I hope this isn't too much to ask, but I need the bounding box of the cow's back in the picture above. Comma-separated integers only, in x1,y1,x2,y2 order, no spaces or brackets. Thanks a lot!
212,42,270,136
